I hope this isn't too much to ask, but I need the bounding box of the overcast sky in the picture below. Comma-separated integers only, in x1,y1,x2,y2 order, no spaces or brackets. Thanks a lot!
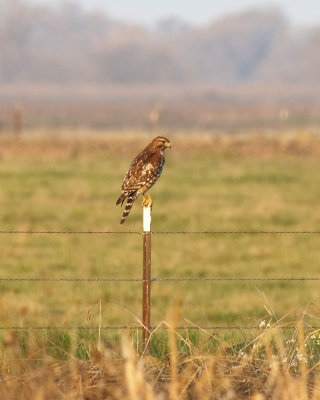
27,0,320,27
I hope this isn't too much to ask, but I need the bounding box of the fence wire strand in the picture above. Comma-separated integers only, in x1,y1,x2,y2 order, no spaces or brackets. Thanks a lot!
0,277,319,282
0,325,313,331
0,277,142,282
153,277,320,281
0,230,141,235
0,230,320,235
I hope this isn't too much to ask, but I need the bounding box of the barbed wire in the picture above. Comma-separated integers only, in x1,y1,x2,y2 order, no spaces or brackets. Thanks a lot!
0,230,319,235
0,325,310,331
0,277,319,282
153,277,320,282
152,231,320,235
0,325,317,331
0,277,142,282
0,230,141,235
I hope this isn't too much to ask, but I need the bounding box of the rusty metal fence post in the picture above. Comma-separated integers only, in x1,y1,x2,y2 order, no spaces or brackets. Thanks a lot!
142,205,152,353
12,104,22,139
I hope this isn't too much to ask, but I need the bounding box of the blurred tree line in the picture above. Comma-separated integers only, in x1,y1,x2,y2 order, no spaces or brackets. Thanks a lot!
0,1,319,88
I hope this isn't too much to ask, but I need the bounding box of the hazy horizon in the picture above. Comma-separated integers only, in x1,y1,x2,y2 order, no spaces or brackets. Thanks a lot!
24,0,320,27
2,0,320,108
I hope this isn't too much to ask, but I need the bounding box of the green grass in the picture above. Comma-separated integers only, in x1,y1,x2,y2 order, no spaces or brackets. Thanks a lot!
0,138,320,351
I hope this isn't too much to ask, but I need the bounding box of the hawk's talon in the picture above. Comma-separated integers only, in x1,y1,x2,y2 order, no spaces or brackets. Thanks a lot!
142,193,153,208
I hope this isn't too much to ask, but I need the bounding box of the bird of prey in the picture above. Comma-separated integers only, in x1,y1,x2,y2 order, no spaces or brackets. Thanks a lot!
116,136,171,224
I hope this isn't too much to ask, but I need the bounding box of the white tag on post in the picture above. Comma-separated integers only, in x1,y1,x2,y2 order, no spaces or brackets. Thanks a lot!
143,205,151,232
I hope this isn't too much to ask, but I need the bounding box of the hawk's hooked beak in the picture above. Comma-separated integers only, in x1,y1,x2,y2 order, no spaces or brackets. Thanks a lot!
165,142,171,148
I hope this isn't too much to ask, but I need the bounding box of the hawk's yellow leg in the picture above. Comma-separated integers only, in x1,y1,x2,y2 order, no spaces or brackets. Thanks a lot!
142,192,153,208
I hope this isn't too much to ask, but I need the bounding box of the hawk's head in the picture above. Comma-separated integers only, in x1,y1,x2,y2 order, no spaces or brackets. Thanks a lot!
151,136,171,151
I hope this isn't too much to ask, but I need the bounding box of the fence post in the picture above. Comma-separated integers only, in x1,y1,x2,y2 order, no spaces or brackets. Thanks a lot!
142,204,152,354
12,104,22,139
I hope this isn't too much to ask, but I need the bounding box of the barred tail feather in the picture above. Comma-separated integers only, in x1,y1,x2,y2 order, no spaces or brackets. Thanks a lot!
116,193,126,206
120,194,135,224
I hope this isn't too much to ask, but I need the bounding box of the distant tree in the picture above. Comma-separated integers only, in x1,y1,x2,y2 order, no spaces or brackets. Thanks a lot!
0,1,319,90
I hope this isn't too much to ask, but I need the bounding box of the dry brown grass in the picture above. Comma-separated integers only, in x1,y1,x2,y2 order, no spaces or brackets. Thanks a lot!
1,325,320,400
0,132,320,160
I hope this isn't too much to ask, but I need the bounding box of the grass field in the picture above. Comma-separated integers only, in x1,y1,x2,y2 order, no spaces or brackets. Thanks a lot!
0,132,320,397
0,133,320,333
